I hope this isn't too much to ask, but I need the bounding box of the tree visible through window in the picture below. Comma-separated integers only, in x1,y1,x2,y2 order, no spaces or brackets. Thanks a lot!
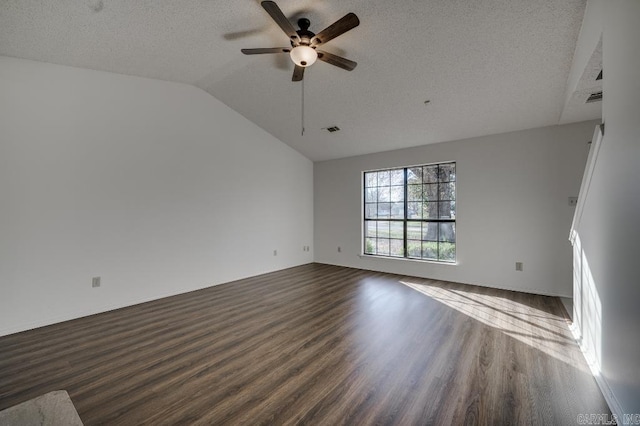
363,162,456,262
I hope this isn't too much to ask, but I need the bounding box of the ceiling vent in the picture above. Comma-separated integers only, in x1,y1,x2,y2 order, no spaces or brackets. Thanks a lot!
324,126,340,133
586,91,603,103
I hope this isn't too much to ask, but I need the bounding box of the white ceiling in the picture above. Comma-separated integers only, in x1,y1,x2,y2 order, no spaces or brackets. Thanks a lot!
0,0,597,161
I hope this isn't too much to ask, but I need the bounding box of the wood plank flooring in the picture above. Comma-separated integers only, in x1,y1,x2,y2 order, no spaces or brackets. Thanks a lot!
0,263,610,425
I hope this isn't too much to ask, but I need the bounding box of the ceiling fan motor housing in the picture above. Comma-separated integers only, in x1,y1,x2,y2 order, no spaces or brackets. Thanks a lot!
293,18,315,47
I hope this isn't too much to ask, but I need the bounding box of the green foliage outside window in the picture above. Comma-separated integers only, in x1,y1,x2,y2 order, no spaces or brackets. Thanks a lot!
363,163,456,263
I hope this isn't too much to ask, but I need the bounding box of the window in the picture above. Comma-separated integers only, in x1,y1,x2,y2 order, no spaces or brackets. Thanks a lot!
363,162,456,262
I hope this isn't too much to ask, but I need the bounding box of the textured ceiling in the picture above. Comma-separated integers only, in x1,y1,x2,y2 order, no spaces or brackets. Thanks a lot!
0,0,593,161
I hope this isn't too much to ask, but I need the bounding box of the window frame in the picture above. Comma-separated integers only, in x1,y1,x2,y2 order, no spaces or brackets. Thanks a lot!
362,162,456,263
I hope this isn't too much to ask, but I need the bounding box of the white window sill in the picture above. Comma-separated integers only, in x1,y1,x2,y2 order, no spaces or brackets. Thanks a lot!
358,253,458,266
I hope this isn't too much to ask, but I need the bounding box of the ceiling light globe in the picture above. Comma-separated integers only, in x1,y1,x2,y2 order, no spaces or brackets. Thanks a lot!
290,45,317,67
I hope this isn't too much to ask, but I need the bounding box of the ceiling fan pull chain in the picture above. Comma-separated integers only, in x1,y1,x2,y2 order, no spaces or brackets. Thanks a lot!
301,77,305,136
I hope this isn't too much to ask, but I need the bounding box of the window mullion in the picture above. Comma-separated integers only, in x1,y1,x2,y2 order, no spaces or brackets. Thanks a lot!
436,164,440,260
403,167,408,258
363,173,367,254
363,163,455,263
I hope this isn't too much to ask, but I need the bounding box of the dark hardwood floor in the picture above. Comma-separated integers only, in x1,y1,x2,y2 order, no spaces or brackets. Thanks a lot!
0,263,610,425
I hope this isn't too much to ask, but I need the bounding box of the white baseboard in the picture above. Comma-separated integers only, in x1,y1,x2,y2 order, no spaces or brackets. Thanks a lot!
568,322,624,421
0,285,215,337
560,297,573,320
322,260,572,298
0,263,308,337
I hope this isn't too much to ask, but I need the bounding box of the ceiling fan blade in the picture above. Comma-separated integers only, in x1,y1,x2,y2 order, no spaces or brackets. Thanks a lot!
292,65,305,81
261,1,300,43
311,13,359,46
316,50,357,71
241,47,291,55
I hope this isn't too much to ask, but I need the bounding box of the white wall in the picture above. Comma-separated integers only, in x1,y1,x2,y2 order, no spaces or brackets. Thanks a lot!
572,0,640,416
315,121,597,297
0,56,314,336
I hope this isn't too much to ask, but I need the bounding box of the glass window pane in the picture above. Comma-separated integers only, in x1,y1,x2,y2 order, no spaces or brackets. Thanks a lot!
423,184,438,202
422,222,438,241
377,171,390,186
439,181,455,201
377,239,390,256
365,203,377,219
439,242,456,262
439,223,456,243
365,172,377,188
407,167,422,184
390,203,404,219
407,222,421,240
390,239,404,257
377,221,390,238
365,221,377,237
439,201,455,219
377,203,391,218
407,184,422,201
407,202,422,219
365,187,377,202
363,163,455,263
390,222,404,239
423,201,438,219
390,169,404,185
365,238,376,254
423,165,439,183
407,240,421,258
390,186,404,202
378,186,390,202
439,163,456,182
422,241,438,259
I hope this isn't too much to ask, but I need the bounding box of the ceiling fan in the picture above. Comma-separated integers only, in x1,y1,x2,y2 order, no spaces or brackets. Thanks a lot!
241,1,360,81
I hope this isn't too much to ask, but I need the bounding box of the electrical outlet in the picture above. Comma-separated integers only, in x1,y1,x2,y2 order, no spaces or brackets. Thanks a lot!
515,262,523,272
337,246,342,253
92,277,101,288
568,197,578,207
273,249,277,256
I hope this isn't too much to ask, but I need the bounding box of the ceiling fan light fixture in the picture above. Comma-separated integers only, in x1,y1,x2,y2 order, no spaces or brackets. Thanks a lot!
241,2,359,80
290,45,317,67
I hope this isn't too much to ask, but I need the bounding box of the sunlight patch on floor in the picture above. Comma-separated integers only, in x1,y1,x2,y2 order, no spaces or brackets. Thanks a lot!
399,279,590,373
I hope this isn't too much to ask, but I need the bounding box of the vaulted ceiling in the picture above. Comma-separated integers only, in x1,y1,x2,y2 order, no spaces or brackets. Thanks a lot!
0,0,599,161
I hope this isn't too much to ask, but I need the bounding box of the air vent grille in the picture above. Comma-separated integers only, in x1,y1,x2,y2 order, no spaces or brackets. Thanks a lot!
586,91,603,103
